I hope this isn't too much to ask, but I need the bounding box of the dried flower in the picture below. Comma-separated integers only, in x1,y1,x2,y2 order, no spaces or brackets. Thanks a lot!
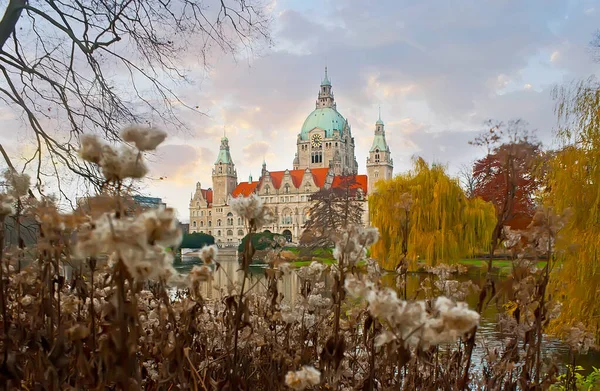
121,126,167,151
79,134,104,164
199,245,218,264
189,265,212,283
285,366,321,390
142,207,182,248
3,170,30,198
231,194,275,230
375,330,396,347
118,147,148,179
0,194,14,217
566,322,595,354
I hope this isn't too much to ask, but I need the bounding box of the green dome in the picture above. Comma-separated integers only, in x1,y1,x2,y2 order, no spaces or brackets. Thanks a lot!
300,108,347,140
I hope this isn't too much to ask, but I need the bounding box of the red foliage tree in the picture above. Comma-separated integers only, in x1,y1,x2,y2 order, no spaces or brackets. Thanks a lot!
470,120,543,262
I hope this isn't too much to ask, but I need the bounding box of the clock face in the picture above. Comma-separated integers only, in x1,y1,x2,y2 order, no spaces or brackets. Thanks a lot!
311,134,323,147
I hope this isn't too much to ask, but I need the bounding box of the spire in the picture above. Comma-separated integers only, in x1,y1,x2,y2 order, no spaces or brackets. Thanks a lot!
376,105,384,125
321,66,331,86
249,172,253,183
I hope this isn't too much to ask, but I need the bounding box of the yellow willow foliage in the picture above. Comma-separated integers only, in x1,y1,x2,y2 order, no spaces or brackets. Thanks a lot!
546,79,600,336
369,157,496,270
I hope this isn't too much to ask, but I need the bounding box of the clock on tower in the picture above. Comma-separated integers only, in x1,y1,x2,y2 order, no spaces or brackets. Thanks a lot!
311,133,322,148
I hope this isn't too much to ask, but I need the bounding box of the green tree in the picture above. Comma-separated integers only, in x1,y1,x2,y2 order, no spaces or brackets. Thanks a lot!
179,232,215,250
370,157,496,269
237,231,285,253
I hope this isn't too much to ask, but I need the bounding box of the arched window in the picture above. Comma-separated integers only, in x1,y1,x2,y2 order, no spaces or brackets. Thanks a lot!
374,171,379,179
208,230,212,235
208,211,212,216
311,152,322,164
281,208,293,225
227,212,233,217
237,229,244,236
219,165,222,173
192,221,196,227
237,217,242,225
284,183,290,194
200,221,204,227
217,219,222,226
264,185,270,195
217,230,221,236
227,230,233,236
201,211,204,217
208,221,212,227
375,148,380,163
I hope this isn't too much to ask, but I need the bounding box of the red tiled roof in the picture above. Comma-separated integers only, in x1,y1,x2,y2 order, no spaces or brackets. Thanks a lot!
310,168,330,188
266,168,331,190
232,181,259,197
201,189,213,204
228,170,367,198
331,174,368,194
269,171,284,189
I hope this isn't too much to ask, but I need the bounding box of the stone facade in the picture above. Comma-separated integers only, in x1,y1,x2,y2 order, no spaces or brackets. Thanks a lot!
189,69,393,246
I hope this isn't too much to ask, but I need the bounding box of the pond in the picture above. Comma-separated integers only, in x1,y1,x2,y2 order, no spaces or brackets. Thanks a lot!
174,251,600,372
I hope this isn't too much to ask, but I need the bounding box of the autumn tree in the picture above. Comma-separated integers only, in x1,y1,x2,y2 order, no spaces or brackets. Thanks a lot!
545,77,600,336
370,157,496,270
300,176,365,248
470,120,543,266
0,0,270,193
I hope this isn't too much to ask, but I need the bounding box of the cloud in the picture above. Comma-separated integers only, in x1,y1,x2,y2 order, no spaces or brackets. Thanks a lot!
3,0,600,221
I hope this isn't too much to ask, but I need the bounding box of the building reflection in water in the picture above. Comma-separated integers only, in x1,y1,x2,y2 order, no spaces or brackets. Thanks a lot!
191,254,300,304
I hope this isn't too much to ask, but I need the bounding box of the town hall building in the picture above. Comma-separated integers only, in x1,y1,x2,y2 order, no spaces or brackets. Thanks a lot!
189,69,393,245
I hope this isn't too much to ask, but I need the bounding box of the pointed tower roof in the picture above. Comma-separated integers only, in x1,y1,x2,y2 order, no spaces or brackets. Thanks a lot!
215,136,233,165
370,114,389,152
376,105,384,125
321,66,331,86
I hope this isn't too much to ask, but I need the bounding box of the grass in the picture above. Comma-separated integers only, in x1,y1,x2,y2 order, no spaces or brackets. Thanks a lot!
458,258,548,276
287,253,549,273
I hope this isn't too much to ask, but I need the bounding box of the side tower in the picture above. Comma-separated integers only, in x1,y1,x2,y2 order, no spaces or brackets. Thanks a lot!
212,136,238,205
366,112,393,194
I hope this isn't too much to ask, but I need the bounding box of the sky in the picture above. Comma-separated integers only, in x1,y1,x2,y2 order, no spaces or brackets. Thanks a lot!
3,0,600,222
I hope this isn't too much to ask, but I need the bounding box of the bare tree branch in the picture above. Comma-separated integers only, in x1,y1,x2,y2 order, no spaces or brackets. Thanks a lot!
0,0,272,197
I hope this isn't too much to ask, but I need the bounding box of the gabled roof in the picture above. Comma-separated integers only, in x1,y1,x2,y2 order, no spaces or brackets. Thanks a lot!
232,181,259,197
310,168,330,188
229,169,367,198
332,174,368,194
201,189,213,204
265,168,330,190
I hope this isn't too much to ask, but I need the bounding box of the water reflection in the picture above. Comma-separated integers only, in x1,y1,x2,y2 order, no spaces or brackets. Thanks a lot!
175,253,600,371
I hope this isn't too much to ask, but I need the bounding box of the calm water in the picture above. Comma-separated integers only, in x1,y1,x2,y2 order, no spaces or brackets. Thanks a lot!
175,252,600,372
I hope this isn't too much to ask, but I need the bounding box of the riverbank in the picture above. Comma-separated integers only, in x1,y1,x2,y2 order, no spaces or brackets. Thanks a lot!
287,253,547,276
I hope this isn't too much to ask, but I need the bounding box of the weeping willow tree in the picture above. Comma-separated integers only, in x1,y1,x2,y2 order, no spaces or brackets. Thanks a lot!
546,78,600,336
370,157,496,270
